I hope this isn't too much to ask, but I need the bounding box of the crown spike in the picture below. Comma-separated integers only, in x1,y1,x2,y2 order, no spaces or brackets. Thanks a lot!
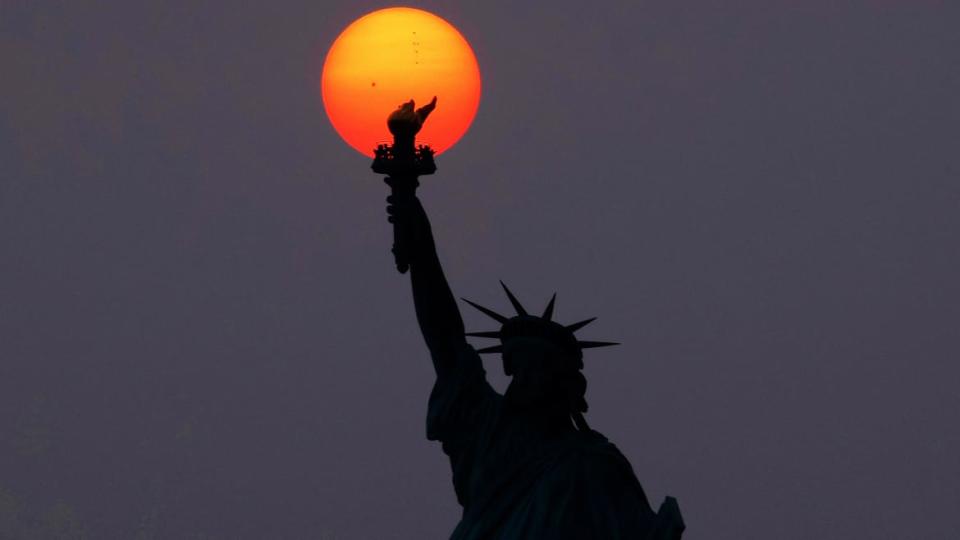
542,293,557,321
499,281,528,316
477,345,504,354
578,340,620,349
461,298,509,323
566,317,597,333
465,331,502,339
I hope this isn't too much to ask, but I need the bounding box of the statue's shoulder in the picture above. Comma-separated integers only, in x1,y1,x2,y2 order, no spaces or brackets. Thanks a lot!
572,428,619,454
559,429,635,474
568,431,686,539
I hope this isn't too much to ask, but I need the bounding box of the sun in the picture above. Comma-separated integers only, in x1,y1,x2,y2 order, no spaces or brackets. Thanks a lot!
321,7,481,157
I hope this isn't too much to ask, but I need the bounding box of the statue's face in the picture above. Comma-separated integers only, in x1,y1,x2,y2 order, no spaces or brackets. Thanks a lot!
503,337,571,412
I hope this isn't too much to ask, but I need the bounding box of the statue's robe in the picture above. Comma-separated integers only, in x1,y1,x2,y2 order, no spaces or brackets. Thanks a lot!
428,342,658,539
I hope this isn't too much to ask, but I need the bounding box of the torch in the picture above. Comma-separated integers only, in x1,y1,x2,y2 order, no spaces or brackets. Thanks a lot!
372,97,438,274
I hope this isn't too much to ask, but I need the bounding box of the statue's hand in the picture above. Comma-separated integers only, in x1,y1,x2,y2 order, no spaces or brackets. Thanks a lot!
387,96,437,138
386,192,434,261
385,192,425,229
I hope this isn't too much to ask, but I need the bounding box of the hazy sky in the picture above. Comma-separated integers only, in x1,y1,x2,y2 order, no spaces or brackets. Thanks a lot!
2,1,958,538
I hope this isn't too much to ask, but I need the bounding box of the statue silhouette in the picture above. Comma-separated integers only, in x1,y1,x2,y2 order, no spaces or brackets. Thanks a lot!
381,99,684,539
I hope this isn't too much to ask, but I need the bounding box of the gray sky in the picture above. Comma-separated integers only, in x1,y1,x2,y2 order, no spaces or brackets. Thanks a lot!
2,1,958,538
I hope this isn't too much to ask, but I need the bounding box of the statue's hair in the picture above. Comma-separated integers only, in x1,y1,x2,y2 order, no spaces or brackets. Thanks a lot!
565,370,588,413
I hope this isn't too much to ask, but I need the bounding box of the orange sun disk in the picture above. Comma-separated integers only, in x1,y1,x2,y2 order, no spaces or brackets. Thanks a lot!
321,7,481,157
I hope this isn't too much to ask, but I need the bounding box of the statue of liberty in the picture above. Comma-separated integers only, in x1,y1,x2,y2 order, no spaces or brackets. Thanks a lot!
379,99,685,539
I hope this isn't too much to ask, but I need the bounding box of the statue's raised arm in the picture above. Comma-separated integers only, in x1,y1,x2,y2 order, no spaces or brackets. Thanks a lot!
386,190,464,376
381,98,464,377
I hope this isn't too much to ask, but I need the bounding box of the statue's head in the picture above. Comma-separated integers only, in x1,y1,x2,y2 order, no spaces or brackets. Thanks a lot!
501,335,586,414
463,282,619,419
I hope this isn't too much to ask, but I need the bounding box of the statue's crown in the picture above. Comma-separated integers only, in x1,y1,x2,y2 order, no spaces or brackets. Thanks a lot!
463,281,619,375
